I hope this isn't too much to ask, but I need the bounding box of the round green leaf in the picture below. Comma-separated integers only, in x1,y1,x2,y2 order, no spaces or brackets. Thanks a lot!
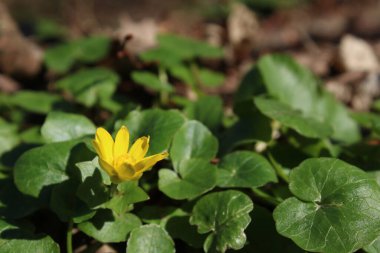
78,209,141,243
0,219,59,253
190,190,253,253
14,140,91,203
131,71,173,92
158,158,217,200
116,109,185,155
255,97,332,139
217,151,277,188
127,224,175,253
41,111,95,143
274,158,380,253
170,120,218,169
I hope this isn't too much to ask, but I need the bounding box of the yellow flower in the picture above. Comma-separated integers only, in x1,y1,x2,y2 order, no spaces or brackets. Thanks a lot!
92,125,168,182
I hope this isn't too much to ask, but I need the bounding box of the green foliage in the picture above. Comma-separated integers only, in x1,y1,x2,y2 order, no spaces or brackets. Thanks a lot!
274,158,380,253
3,25,380,253
45,36,111,73
127,224,175,253
190,190,254,253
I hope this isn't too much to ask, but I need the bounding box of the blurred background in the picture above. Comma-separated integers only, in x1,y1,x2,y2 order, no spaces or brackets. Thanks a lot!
1,0,380,111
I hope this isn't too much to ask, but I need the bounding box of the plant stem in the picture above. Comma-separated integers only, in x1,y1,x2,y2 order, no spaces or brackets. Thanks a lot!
268,153,290,183
66,220,73,253
158,67,169,105
252,188,281,206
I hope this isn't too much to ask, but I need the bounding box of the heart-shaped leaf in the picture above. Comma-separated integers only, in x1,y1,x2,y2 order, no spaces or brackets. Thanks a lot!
217,151,277,188
190,190,253,253
78,209,141,243
170,120,218,169
126,224,175,253
159,158,217,200
14,140,92,203
274,158,380,253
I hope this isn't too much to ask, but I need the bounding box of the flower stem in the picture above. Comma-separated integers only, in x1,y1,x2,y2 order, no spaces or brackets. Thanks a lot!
66,220,73,253
268,153,290,183
251,188,282,207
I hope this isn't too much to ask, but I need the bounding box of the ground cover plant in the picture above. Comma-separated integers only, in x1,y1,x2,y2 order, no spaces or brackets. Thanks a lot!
1,1,380,252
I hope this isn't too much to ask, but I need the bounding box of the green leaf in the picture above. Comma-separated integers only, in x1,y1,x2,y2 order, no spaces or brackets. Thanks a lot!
198,68,225,87
170,120,218,169
45,36,111,73
34,18,66,40
169,64,195,86
116,109,185,155
105,181,149,215
364,237,380,253
9,91,61,114
126,224,175,253
76,158,111,209
273,158,380,253
257,54,360,143
184,96,223,131
190,190,253,253
14,140,91,203
217,151,277,188
0,120,19,157
56,67,119,107
131,71,173,92
255,97,332,139
78,209,141,243
158,34,224,60
159,158,217,200
41,111,96,143
0,219,59,253
140,47,182,67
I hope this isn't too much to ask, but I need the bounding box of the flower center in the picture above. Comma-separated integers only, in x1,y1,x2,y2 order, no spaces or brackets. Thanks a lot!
114,153,137,168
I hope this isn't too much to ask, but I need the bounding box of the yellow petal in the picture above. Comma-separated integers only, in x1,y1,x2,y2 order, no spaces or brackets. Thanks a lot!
129,136,150,161
134,151,168,173
99,158,116,177
117,162,140,181
114,126,130,160
95,127,114,164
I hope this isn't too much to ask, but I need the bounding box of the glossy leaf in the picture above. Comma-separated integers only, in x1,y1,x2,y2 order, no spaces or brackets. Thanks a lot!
159,158,217,200
190,190,253,253
14,140,92,203
41,111,95,143
78,209,141,243
274,158,380,253
255,97,332,139
170,120,218,169
127,224,175,253
217,151,277,188
257,54,359,143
